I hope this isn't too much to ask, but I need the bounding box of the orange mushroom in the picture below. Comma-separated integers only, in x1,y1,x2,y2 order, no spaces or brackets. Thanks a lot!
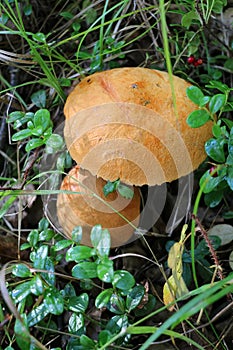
57,165,140,247
63,68,212,186
57,68,213,245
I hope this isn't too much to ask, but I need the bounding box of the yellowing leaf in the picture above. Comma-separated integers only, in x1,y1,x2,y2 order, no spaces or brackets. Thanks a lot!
163,275,177,311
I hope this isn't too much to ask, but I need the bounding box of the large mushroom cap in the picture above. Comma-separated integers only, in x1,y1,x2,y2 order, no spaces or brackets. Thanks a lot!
57,165,140,247
64,68,212,186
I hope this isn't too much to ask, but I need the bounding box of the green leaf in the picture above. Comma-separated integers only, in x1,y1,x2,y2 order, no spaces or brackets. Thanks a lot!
181,10,199,28
11,281,32,303
224,58,233,72
39,228,55,241
103,179,120,197
45,134,64,154
12,264,31,278
44,288,64,315
98,330,112,347
68,313,84,333
72,262,98,279
80,334,96,348
34,109,51,131
54,239,73,251
42,256,55,286
90,225,111,257
186,109,211,128
27,229,39,247
226,166,233,190
105,314,129,335
97,258,114,283
32,32,46,43
25,138,45,152
23,4,32,16
209,94,226,114
204,190,224,208
126,285,145,312
12,128,32,141
107,293,125,314
195,236,221,259
68,293,89,313
14,314,30,350
7,111,25,123
72,226,83,243
95,289,113,309
31,90,46,108
113,270,135,290
186,86,204,105
199,170,224,194
30,275,44,296
117,183,134,199
205,138,226,162
27,302,49,326
66,246,93,262
134,294,157,317
33,245,48,269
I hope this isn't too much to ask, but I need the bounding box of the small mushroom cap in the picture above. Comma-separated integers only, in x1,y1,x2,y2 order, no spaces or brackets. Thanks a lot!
57,165,140,247
64,68,213,186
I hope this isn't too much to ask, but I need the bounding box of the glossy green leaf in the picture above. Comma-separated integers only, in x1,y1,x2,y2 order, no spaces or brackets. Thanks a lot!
186,86,204,105
68,313,84,333
97,258,114,283
205,138,226,162
90,225,111,257
33,245,48,269
27,229,39,247
209,94,226,114
72,262,98,279
67,293,89,313
107,293,125,314
42,256,55,286
204,190,224,208
103,179,120,197
34,109,51,131
44,288,64,315
12,264,31,278
27,302,49,326
199,170,224,194
186,109,211,128
54,239,73,251
7,111,25,123
12,128,32,141
30,275,44,296
105,314,129,334
113,270,135,290
95,289,113,309
25,137,45,152
14,314,30,350
66,246,93,262
126,285,145,312
11,281,32,303
72,226,83,243
39,229,55,241
195,236,221,259
226,166,233,190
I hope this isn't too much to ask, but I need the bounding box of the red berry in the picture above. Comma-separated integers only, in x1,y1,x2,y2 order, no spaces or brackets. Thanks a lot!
194,58,203,67
187,55,195,64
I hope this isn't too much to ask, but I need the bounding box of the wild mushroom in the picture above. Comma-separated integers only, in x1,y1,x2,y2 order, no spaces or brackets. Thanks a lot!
57,165,141,247
57,67,213,245
63,67,213,186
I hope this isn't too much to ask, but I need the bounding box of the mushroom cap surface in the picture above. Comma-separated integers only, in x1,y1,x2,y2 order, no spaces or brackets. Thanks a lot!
57,165,140,247
64,67,212,186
